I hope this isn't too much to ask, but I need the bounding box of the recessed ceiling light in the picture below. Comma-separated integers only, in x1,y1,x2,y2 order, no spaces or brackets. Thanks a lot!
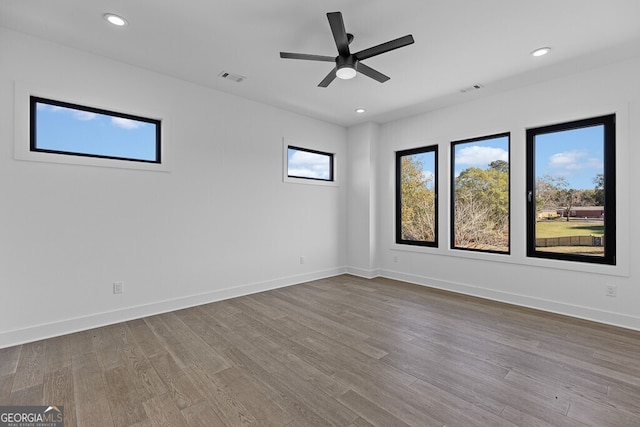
531,47,551,57
355,108,366,114
104,13,128,27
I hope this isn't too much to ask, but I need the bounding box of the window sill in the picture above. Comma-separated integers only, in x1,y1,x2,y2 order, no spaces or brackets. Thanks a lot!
390,243,628,277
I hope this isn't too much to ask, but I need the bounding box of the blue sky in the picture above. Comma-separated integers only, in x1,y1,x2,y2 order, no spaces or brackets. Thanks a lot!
535,125,604,190
35,102,158,161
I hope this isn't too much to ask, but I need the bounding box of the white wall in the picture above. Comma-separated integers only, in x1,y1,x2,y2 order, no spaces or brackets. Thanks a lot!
373,56,640,330
346,122,379,277
0,28,348,348
2,26,639,350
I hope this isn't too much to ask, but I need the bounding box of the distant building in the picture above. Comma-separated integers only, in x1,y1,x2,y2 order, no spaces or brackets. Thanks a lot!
557,206,604,219
538,210,560,219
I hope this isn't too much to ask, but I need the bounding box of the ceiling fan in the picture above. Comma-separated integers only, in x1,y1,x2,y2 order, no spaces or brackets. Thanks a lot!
280,11,415,87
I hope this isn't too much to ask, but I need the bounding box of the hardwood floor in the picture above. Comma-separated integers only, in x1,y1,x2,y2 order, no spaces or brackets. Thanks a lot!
1,274,640,426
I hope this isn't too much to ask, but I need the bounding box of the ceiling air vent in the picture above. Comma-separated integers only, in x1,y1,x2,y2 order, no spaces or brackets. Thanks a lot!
218,71,246,83
460,84,484,93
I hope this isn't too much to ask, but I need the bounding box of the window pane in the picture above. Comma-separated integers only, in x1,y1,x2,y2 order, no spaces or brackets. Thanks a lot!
527,115,615,264
451,134,510,253
31,97,160,163
396,146,438,246
287,146,333,181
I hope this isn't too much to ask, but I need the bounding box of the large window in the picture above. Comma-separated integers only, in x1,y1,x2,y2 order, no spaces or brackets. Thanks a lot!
31,96,161,163
286,145,334,181
451,133,510,253
396,145,438,246
526,115,615,265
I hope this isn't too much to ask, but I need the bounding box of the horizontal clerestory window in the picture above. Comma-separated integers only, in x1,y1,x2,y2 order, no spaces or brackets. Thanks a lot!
31,96,161,163
286,145,334,181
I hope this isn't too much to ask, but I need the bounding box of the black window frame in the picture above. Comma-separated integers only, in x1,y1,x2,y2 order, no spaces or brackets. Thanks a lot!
395,145,439,247
450,132,511,254
526,114,616,265
286,145,335,182
30,96,162,164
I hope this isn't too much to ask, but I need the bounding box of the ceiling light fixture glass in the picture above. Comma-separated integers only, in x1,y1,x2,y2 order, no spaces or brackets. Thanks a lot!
355,108,366,114
104,13,128,26
336,66,357,80
531,47,551,57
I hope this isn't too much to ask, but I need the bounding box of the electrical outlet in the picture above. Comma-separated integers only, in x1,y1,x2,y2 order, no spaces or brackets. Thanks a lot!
113,282,124,294
605,284,617,297
300,256,305,265
393,256,399,263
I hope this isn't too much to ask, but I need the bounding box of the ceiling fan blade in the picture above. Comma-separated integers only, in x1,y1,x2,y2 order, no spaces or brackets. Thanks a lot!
327,12,350,56
280,52,336,62
355,34,414,61
356,62,390,83
318,67,337,87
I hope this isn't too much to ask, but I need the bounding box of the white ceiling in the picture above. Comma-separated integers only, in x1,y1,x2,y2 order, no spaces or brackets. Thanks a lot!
2,0,640,127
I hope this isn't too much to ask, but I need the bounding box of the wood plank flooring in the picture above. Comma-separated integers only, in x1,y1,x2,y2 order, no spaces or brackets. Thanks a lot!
1,274,639,426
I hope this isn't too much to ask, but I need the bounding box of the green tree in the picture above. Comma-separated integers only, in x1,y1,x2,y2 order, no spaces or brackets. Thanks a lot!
573,189,596,207
593,173,605,205
400,156,436,241
536,175,574,221
489,160,509,173
454,166,509,250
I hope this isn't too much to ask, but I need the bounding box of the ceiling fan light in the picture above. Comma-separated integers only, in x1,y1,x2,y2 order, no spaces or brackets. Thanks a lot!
336,66,357,80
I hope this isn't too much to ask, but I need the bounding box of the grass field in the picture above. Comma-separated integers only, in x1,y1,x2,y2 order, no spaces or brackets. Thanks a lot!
535,218,605,256
537,246,604,255
535,218,604,238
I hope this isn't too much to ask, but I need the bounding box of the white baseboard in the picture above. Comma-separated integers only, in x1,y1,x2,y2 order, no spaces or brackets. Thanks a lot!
3,265,638,349
379,268,640,332
0,267,347,349
345,266,380,279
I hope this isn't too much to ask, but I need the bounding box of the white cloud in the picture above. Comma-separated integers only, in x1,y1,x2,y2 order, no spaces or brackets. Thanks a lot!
111,117,145,130
289,150,331,179
455,146,508,166
44,105,97,120
73,110,98,121
288,168,329,179
421,170,435,188
422,170,434,182
548,150,602,171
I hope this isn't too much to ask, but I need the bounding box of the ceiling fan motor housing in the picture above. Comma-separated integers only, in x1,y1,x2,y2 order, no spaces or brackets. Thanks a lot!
336,55,358,79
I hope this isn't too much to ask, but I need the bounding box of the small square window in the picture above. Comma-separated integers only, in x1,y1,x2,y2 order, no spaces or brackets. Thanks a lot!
286,145,334,182
31,96,161,164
